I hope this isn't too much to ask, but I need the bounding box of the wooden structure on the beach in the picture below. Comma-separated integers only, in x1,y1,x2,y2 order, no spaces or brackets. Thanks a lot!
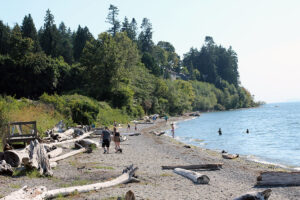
5,121,38,145
257,171,300,186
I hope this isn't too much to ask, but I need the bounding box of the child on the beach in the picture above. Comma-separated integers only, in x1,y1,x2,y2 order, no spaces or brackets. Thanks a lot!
171,123,175,138
127,123,130,130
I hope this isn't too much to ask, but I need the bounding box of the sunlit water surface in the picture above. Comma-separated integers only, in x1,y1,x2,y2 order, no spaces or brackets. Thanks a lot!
169,102,300,168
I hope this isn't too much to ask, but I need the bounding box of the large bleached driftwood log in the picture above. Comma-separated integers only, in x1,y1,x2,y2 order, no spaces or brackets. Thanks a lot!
173,168,210,184
4,149,29,167
0,186,47,200
0,160,13,176
46,131,93,148
51,128,74,141
162,163,223,170
1,165,138,200
49,148,86,163
257,171,300,186
47,147,63,159
22,140,53,176
234,189,272,200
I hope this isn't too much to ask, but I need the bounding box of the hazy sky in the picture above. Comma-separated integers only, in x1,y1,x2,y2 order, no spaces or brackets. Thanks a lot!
1,0,300,103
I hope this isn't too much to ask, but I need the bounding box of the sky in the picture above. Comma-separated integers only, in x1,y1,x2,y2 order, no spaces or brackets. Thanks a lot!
1,0,300,103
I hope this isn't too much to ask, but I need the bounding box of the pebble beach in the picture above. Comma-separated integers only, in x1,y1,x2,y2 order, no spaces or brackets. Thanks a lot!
0,116,299,200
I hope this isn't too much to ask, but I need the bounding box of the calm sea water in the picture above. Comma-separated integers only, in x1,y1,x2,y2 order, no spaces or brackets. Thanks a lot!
171,102,300,168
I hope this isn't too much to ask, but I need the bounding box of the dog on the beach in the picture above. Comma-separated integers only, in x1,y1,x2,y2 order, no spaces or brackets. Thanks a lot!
116,148,122,153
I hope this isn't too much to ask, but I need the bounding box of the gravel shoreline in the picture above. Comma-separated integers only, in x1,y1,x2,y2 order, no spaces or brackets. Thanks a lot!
0,116,299,199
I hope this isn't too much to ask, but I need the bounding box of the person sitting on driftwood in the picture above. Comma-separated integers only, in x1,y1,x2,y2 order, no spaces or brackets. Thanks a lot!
101,127,111,154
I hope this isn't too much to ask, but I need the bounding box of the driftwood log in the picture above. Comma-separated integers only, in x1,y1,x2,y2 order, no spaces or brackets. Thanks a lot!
234,189,272,200
52,128,75,142
50,148,86,163
4,149,29,167
75,139,99,149
1,165,138,200
257,171,300,186
151,131,165,136
173,168,210,184
222,153,239,159
22,140,53,176
0,160,13,176
47,147,63,159
122,133,141,136
162,163,223,170
46,131,93,148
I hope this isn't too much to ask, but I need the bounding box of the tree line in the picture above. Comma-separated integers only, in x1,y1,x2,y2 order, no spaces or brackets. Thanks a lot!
0,5,258,118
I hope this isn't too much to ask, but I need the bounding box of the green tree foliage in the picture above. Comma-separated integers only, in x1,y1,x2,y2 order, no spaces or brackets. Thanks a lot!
121,17,138,41
106,4,120,37
138,18,153,53
21,14,40,52
0,20,10,54
183,36,240,86
39,9,60,57
9,24,33,60
73,25,93,62
57,22,73,64
81,32,139,100
141,52,161,76
0,9,258,120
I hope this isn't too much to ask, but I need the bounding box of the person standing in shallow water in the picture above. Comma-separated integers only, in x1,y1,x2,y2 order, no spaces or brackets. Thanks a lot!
218,128,222,135
171,123,175,138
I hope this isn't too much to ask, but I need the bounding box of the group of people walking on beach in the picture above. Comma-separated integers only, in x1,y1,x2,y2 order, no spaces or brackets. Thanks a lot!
101,121,138,154
101,121,123,154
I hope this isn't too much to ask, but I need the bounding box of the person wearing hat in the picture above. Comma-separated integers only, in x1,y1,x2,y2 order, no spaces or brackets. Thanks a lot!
171,123,175,138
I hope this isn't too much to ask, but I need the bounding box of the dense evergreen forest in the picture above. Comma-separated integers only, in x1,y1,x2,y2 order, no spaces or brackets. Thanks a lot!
0,5,258,120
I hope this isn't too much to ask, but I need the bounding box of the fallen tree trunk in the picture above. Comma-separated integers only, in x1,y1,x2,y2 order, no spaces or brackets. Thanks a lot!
46,131,93,148
162,163,223,170
222,153,239,159
75,139,99,149
173,168,210,184
0,160,13,176
234,189,272,200
151,131,165,136
22,140,53,176
1,165,138,200
4,149,29,167
0,186,47,200
121,133,141,136
47,147,63,159
50,148,86,163
257,171,300,186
